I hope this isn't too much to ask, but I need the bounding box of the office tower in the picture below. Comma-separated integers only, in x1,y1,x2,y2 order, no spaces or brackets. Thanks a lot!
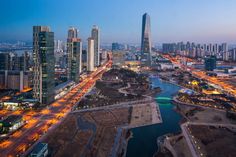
203,44,207,51
87,38,95,72
54,40,65,65
209,43,213,52
141,13,152,66
221,43,228,61
0,51,29,72
222,43,228,52
33,26,55,105
19,51,30,71
186,42,191,50
162,43,177,53
212,44,218,56
200,49,205,58
223,51,230,61
112,42,120,51
177,42,182,51
91,25,100,67
54,40,64,51
67,27,82,83
82,50,87,70
68,27,78,39
191,48,197,58
0,53,10,70
232,49,236,61
204,56,216,71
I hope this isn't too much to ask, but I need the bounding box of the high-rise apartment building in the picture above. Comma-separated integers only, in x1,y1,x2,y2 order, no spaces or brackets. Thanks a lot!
222,43,229,61
67,27,82,83
91,25,100,67
33,26,55,105
141,13,152,66
232,49,236,62
87,38,95,72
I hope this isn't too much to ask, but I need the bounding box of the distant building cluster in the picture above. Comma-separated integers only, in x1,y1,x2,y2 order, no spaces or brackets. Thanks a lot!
162,42,236,62
0,51,30,71
0,51,31,91
111,42,130,52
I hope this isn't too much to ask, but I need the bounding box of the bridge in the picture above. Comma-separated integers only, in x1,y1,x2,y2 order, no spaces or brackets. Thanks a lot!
155,97,172,102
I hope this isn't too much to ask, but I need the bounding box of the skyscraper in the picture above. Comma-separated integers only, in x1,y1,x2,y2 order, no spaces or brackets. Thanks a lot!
87,38,95,72
0,53,10,70
204,56,216,71
67,27,82,83
232,49,236,62
141,13,152,66
222,43,229,61
33,26,55,105
68,27,78,39
112,42,120,52
91,25,100,67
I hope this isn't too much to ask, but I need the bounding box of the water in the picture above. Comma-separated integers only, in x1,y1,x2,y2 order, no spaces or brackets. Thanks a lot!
126,77,182,157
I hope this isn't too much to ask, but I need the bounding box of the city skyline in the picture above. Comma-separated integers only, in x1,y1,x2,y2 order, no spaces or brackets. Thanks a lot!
1,0,236,44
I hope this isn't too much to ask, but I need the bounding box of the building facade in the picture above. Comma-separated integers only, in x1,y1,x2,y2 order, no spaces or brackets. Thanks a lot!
33,26,55,105
91,25,100,67
87,38,95,72
67,27,82,83
0,70,29,91
141,13,152,66
204,56,216,71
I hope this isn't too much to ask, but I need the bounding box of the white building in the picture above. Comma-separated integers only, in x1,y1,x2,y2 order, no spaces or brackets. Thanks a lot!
87,38,95,72
91,25,100,67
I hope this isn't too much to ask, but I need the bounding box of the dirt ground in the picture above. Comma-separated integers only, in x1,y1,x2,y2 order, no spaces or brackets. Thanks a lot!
177,104,236,124
43,102,161,157
189,125,236,157
169,134,192,157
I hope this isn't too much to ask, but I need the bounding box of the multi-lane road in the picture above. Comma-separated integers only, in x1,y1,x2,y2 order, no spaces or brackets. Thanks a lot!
0,60,112,157
163,54,236,97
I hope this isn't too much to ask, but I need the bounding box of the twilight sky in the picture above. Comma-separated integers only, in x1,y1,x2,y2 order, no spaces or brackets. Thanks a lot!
1,0,236,44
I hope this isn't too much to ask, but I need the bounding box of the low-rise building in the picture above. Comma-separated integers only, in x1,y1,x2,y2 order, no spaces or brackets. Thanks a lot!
0,115,24,134
29,142,48,157
1,99,39,110
54,80,75,100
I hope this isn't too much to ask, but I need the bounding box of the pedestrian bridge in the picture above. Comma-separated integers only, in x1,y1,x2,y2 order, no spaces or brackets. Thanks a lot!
155,97,172,102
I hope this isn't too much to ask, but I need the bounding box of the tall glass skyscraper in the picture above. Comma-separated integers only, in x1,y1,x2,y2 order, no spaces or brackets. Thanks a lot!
141,13,152,66
67,27,82,83
33,26,55,105
91,25,100,67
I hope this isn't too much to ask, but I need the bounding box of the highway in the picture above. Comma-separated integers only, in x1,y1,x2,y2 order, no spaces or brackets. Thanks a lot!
0,60,112,157
163,54,236,97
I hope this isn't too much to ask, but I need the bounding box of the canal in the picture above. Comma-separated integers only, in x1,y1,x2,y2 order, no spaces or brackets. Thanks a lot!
126,77,182,157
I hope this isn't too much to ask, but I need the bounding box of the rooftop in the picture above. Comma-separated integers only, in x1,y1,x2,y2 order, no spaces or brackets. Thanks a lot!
30,142,48,155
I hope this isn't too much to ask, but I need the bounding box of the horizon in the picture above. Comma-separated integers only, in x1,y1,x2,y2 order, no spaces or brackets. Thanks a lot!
1,0,236,44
